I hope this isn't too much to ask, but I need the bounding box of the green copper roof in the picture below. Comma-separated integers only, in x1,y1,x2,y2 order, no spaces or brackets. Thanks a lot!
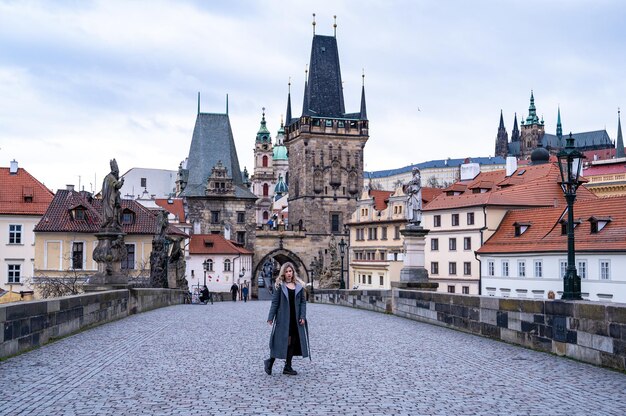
525,90,541,125
256,108,271,143
274,174,288,194
556,106,563,139
273,145,288,160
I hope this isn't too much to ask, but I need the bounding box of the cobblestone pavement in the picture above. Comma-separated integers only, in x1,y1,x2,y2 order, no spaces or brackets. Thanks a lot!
1,301,625,415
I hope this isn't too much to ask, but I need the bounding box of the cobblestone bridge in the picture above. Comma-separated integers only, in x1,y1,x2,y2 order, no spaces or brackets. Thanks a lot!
1,301,625,415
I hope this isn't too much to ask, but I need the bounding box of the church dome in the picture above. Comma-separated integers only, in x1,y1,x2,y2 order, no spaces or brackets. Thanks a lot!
274,175,288,194
273,145,288,161
530,146,550,164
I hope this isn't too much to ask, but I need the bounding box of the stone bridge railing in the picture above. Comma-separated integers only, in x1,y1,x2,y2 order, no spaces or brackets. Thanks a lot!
313,289,626,372
1,288,185,359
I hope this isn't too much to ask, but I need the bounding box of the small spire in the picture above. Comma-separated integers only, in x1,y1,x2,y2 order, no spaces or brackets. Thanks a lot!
285,80,292,126
617,107,624,158
226,94,229,115
556,106,563,140
362,68,365,87
333,15,337,37
498,110,505,129
360,71,367,120
197,91,200,115
312,13,316,35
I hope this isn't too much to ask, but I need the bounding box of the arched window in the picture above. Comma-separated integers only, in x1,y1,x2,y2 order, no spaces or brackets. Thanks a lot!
203,259,213,272
263,211,269,220
224,259,231,272
262,155,268,167
263,183,269,196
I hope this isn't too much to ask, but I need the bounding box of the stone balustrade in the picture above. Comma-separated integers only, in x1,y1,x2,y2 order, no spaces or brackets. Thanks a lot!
1,288,185,359
314,289,626,372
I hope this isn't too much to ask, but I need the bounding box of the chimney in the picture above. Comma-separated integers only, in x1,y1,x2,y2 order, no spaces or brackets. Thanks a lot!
505,156,518,177
66,184,75,191
9,160,18,174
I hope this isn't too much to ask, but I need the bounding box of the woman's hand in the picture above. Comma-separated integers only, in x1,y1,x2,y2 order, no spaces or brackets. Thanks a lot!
267,320,273,326
299,318,305,326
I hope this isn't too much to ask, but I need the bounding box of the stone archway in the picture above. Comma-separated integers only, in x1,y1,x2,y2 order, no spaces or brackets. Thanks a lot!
252,248,309,298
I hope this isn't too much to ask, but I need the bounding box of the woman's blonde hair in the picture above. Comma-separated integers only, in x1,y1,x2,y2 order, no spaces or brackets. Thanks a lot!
274,262,305,288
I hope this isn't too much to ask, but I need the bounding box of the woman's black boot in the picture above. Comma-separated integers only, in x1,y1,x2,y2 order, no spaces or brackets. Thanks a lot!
264,358,274,375
283,346,297,375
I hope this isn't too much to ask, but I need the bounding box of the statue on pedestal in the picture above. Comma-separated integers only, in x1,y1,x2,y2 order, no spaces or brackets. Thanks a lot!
405,167,422,226
101,159,125,231
150,210,170,288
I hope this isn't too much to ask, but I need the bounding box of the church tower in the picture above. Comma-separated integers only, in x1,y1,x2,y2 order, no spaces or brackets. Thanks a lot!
252,109,275,225
520,91,545,158
494,110,509,158
284,31,368,235
272,117,289,197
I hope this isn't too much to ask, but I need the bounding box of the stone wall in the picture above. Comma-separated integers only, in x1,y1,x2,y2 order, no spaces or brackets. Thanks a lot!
315,289,626,372
1,288,185,359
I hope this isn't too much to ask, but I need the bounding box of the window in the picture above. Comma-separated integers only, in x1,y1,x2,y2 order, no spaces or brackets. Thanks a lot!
534,260,542,278
467,212,475,225
431,262,439,275
449,238,456,251
518,261,526,277
502,261,509,277
331,214,340,233
463,237,471,250
74,208,86,220
578,260,587,279
237,231,246,245
204,259,214,271
462,286,470,294
394,226,400,240
447,285,456,293
211,211,220,224
431,238,439,251
379,251,386,261
488,260,495,276
237,212,245,223
9,224,22,244
121,244,135,270
514,222,530,236
367,275,372,284
449,262,457,275
381,227,387,240
8,264,21,283
72,242,84,269
379,275,384,286
368,227,377,240
141,177,147,187
433,215,441,227
559,261,567,278
262,155,268,167
263,183,269,196
263,211,269,221
224,259,232,272
600,260,610,280
452,214,459,226
463,262,471,275
122,210,135,225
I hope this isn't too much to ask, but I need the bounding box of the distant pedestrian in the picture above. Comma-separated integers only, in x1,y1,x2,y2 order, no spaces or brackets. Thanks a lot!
264,262,309,376
230,283,239,302
242,284,249,303
199,285,212,305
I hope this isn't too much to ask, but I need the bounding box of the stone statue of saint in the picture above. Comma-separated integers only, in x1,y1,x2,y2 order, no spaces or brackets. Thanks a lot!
406,167,422,225
101,159,125,231
156,210,169,240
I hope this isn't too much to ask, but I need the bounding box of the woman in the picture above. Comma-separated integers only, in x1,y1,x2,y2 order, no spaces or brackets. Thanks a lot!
264,262,309,375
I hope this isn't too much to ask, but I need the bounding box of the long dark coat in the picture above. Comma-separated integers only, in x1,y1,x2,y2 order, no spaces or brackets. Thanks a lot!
267,283,309,359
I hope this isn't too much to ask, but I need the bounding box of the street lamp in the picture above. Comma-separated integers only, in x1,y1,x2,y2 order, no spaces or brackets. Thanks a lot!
557,132,585,300
202,259,211,287
338,238,346,289
309,259,315,298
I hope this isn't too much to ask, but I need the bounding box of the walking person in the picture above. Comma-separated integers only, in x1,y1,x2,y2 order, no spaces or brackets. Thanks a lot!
242,283,249,303
230,282,239,302
264,262,309,376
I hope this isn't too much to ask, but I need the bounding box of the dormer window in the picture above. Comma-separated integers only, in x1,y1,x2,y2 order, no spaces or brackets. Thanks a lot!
513,222,531,237
560,219,581,235
121,209,135,225
589,216,611,233
72,207,87,221
23,186,33,203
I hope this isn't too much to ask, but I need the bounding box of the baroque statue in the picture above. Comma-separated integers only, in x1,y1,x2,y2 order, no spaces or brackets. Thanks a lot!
101,159,125,231
405,167,422,226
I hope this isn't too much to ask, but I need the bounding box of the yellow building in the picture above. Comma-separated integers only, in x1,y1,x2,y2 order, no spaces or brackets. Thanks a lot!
33,187,186,296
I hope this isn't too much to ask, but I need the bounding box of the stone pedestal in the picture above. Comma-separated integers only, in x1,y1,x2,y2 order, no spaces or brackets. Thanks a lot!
395,224,439,290
85,231,128,291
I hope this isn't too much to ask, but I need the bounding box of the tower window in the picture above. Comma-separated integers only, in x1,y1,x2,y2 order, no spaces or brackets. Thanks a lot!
263,183,269,196
262,155,268,167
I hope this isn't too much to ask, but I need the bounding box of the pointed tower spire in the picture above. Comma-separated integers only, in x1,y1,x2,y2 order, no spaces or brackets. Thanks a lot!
556,106,563,140
617,108,625,158
255,107,270,143
197,92,200,115
302,66,310,116
285,80,292,126
511,113,520,142
312,13,316,35
498,109,505,129
495,110,509,158
360,70,367,120
526,90,539,125
226,94,229,115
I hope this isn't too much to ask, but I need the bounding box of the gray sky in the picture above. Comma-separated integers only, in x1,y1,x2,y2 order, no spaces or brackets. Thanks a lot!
1,0,625,192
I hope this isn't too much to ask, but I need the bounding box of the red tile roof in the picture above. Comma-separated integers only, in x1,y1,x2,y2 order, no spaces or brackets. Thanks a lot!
582,148,624,161
154,198,186,223
0,167,54,215
422,187,443,204
583,163,626,177
189,234,253,255
34,190,187,237
477,196,626,254
370,190,394,211
424,163,597,211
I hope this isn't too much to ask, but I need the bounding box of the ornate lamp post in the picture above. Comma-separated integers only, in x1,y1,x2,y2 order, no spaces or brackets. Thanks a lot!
309,259,316,298
557,132,585,300
202,259,210,287
338,238,346,289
